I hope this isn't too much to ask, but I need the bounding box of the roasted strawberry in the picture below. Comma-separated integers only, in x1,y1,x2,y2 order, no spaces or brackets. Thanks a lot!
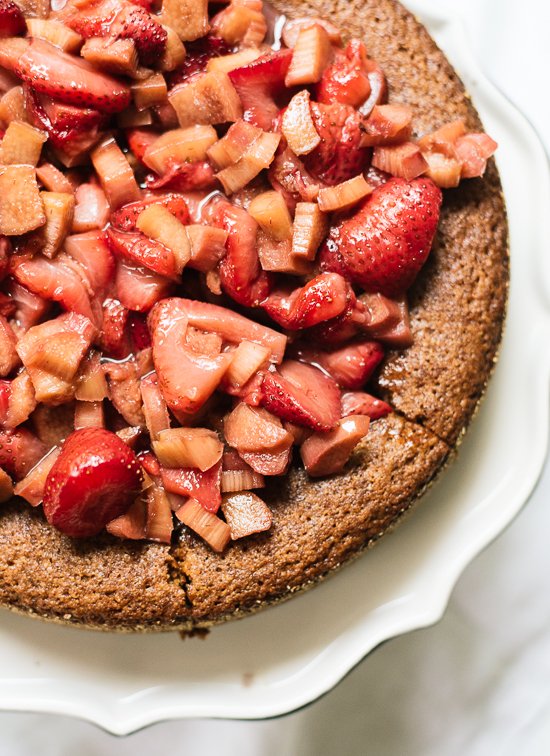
212,201,272,307
161,460,222,513
268,147,324,210
105,227,179,279
65,232,115,297
125,127,160,164
319,177,442,297
303,102,370,186
145,161,217,192
340,390,392,419
228,49,293,130
291,339,384,390
0,0,25,37
263,273,350,330
0,427,46,480
112,5,167,66
101,297,131,359
0,38,130,113
316,40,371,108
43,427,142,537
261,360,341,431
168,35,231,86
115,259,173,312
110,194,190,231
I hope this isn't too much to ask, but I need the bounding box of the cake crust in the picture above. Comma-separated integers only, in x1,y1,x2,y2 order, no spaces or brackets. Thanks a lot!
0,0,509,631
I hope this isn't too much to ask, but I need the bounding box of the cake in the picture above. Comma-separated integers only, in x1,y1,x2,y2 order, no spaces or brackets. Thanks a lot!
0,0,508,631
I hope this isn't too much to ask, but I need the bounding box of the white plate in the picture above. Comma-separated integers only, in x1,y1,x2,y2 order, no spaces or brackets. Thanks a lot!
1,3,550,736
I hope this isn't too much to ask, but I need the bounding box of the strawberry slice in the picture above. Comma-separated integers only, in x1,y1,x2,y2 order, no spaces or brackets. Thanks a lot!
168,35,232,86
115,259,173,312
161,459,222,513
303,102,369,186
268,147,324,210
228,49,293,130
319,177,442,297
316,40,372,108
110,193,190,231
43,427,143,537
145,161,217,192
101,297,131,359
105,227,179,279
261,360,341,431
0,428,46,480
0,0,25,37
125,127,160,164
262,273,349,331
112,5,167,66
291,339,384,390
65,231,115,296
340,390,392,420
212,201,272,307
2,38,130,113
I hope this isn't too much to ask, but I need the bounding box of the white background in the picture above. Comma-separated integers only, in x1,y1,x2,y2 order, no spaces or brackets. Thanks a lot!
1,0,550,753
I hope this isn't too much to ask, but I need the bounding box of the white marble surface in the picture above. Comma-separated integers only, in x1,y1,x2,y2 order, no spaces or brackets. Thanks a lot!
1,1,550,753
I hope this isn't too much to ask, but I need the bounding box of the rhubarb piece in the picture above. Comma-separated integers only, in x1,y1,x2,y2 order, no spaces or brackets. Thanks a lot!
167,297,287,363
285,24,332,87
3,369,36,428
117,106,154,128
0,0,26,37
153,427,223,471
224,403,293,455
221,491,271,539
74,399,104,429
91,136,141,210
34,191,76,258
281,16,342,48
291,202,327,259
221,468,264,493
144,483,173,543
169,71,242,128
317,175,373,212
300,414,370,476
316,39,371,108
224,340,270,390
372,142,428,181
135,203,191,273
4,38,131,113
115,259,173,311
359,104,413,146
185,224,227,272
175,497,230,552
0,120,47,166
215,130,280,194
0,164,45,235
211,0,267,46
263,272,349,330
106,496,146,540
140,372,170,441
131,72,167,111
319,177,442,297
149,297,233,419
228,49,292,130
103,357,146,427
206,119,262,168
421,151,462,189
43,428,142,537
282,90,320,156
160,0,209,41
159,24,186,71
26,18,83,52
361,293,412,348
0,467,13,503
142,125,217,175
0,86,27,125
340,391,391,420
455,133,498,178
36,162,74,193
257,233,312,275
248,189,292,241
13,446,60,506
207,48,260,74
261,360,341,431
64,230,114,295
75,350,109,401
72,182,110,232
358,58,388,117
0,315,19,377
81,37,139,77
417,120,466,155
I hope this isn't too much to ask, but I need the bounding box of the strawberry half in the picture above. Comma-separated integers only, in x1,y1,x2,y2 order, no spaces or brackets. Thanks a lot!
303,102,369,186
228,49,293,130
0,428,46,480
316,40,372,108
262,273,349,330
161,460,222,513
43,427,143,537
105,227,179,279
2,38,131,113
0,0,25,37
319,177,442,297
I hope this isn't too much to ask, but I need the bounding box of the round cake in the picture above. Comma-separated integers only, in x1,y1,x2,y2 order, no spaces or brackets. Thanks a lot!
0,0,508,630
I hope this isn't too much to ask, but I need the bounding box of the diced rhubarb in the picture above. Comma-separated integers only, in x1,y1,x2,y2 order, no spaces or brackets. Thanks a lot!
0,315,19,377
72,182,110,232
144,483,173,543
417,120,466,156
3,369,36,428
358,59,388,117
422,150,462,189
221,453,264,492
359,104,413,146
142,125,217,175
261,359,341,431
140,371,170,440
175,497,230,552
91,136,141,210
153,427,223,471
206,119,262,168
34,191,75,258
290,202,327,260
0,120,47,166
263,272,349,330
0,86,27,125
317,175,373,212
228,49,292,130
167,298,287,363
135,203,191,273
211,0,267,46
26,18,83,53
75,350,109,401
106,496,146,539
81,37,139,78
0,467,13,503
115,259,173,311
371,142,428,181
149,297,233,419
103,356,146,427
131,73,167,112
340,391,391,420
159,24,187,71
160,0,209,41
248,190,292,241
74,399,105,429
185,224,227,272
300,414,370,476
13,446,61,506
224,403,293,468
257,233,312,275
285,24,332,87
117,105,154,128
282,16,342,49
0,165,45,235
455,133,498,179
36,162,75,193
215,130,280,194
64,230,114,295
206,48,261,74
168,71,242,129
223,340,270,390
221,491,271,539
0,427,46,480
282,90,320,156
361,292,413,347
